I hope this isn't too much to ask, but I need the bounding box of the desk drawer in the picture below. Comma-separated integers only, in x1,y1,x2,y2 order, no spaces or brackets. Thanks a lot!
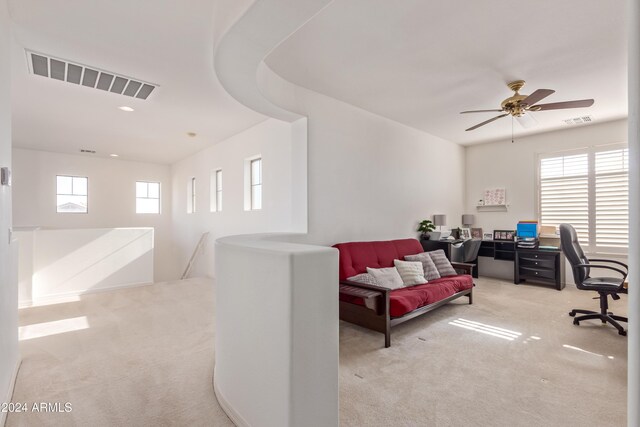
519,266,555,281
518,251,556,261
519,256,555,269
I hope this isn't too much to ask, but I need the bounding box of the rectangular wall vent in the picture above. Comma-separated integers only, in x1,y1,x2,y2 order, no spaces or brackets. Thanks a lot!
563,115,593,125
26,50,158,100
80,149,96,154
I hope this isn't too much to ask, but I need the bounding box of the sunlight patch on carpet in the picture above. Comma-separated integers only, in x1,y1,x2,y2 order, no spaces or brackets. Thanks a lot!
19,316,89,340
448,318,522,341
562,344,606,357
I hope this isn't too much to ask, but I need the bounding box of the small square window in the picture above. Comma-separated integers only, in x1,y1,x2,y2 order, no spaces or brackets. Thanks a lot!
136,181,161,214
56,175,88,213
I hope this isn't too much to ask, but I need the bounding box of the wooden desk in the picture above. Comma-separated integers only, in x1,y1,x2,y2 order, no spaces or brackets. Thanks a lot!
514,247,565,290
421,238,565,289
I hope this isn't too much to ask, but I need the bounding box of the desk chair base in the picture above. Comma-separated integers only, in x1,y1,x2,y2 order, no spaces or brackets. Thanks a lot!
569,291,627,336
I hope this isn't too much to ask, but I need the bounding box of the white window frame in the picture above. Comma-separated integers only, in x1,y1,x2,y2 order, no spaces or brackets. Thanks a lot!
56,175,88,214
188,177,196,214
536,142,628,254
210,169,222,212
244,155,262,211
136,181,161,214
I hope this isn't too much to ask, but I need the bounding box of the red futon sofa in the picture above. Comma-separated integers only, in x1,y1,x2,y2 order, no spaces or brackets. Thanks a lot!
334,238,474,347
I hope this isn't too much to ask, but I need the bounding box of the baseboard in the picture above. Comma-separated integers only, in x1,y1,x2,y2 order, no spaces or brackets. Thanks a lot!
1,358,22,427
19,280,154,308
213,368,250,427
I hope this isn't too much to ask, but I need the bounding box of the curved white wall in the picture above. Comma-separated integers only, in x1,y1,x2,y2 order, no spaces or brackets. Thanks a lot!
211,1,465,425
214,233,338,427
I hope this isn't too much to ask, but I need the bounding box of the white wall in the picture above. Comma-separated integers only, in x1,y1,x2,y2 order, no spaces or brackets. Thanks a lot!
214,234,338,427
465,119,627,231
171,118,296,278
15,227,154,306
12,148,176,281
260,66,467,246
465,119,628,279
0,0,19,421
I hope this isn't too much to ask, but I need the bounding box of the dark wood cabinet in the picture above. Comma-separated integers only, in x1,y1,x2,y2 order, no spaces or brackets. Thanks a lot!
514,248,565,290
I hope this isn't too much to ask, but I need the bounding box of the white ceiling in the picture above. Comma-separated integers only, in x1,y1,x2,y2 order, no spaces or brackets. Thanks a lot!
9,0,266,164
265,0,628,145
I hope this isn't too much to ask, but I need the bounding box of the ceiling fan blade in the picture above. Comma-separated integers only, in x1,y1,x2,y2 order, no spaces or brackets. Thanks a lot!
516,113,538,129
460,109,503,114
521,89,555,107
465,113,509,131
531,99,595,111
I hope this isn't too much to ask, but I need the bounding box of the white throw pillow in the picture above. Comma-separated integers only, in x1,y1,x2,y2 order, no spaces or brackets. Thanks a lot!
394,259,428,286
347,273,378,286
366,267,404,290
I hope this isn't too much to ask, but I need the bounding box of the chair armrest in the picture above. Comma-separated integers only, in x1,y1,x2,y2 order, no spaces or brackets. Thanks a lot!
451,262,474,275
339,280,390,294
575,263,628,280
588,259,628,271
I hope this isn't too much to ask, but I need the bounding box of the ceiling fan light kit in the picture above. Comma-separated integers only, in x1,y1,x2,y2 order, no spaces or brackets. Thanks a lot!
462,80,595,132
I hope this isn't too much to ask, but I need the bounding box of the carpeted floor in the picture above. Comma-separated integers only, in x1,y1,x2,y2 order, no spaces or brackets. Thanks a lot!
8,276,627,426
339,277,627,427
8,278,233,427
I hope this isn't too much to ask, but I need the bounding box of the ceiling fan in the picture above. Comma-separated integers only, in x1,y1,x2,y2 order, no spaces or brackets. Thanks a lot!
461,80,594,131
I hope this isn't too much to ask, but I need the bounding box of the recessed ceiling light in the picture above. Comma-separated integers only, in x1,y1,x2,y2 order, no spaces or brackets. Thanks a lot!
187,132,197,137
118,106,134,112
110,154,119,157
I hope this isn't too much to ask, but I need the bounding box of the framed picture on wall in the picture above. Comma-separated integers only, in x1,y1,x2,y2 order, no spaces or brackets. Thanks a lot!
494,230,515,241
460,228,471,240
471,228,483,239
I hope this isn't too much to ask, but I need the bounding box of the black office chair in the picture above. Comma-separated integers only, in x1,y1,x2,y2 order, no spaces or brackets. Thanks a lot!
559,223,628,336
451,238,482,275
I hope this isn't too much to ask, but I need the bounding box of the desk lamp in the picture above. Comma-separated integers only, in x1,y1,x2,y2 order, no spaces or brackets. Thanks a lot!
462,214,475,227
433,214,446,231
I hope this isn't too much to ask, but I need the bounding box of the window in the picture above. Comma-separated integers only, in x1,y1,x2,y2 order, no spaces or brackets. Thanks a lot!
56,175,88,213
250,158,262,210
136,181,160,214
538,145,628,253
188,177,196,213
210,169,222,212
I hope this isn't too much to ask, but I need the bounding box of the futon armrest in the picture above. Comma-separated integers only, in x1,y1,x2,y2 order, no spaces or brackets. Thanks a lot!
451,262,474,276
339,280,389,294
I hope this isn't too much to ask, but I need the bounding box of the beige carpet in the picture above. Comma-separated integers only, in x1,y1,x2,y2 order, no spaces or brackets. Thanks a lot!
339,277,627,427
8,278,233,427
7,277,627,426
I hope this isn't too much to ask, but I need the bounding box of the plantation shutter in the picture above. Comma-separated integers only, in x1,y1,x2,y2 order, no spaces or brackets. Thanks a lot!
539,153,589,243
595,148,628,248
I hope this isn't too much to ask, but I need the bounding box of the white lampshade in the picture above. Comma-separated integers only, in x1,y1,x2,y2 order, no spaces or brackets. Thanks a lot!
433,214,446,226
462,214,475,226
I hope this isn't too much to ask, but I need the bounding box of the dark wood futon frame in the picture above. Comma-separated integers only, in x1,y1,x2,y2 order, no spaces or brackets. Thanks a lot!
339,263,474,348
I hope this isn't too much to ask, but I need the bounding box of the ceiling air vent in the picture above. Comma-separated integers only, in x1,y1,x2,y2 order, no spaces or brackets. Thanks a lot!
563,115,593,125
26,50,158,100
80,149,96,154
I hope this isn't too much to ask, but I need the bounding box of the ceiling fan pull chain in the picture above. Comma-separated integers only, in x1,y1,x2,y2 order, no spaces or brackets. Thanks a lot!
512,116,514,143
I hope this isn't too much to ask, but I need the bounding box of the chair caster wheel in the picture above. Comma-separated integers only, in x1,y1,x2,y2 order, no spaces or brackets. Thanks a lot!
569,311,576,317
619,330,627,336
573,319,580,326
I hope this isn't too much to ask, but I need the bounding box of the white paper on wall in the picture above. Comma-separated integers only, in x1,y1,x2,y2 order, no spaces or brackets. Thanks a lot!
483,188,506,205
